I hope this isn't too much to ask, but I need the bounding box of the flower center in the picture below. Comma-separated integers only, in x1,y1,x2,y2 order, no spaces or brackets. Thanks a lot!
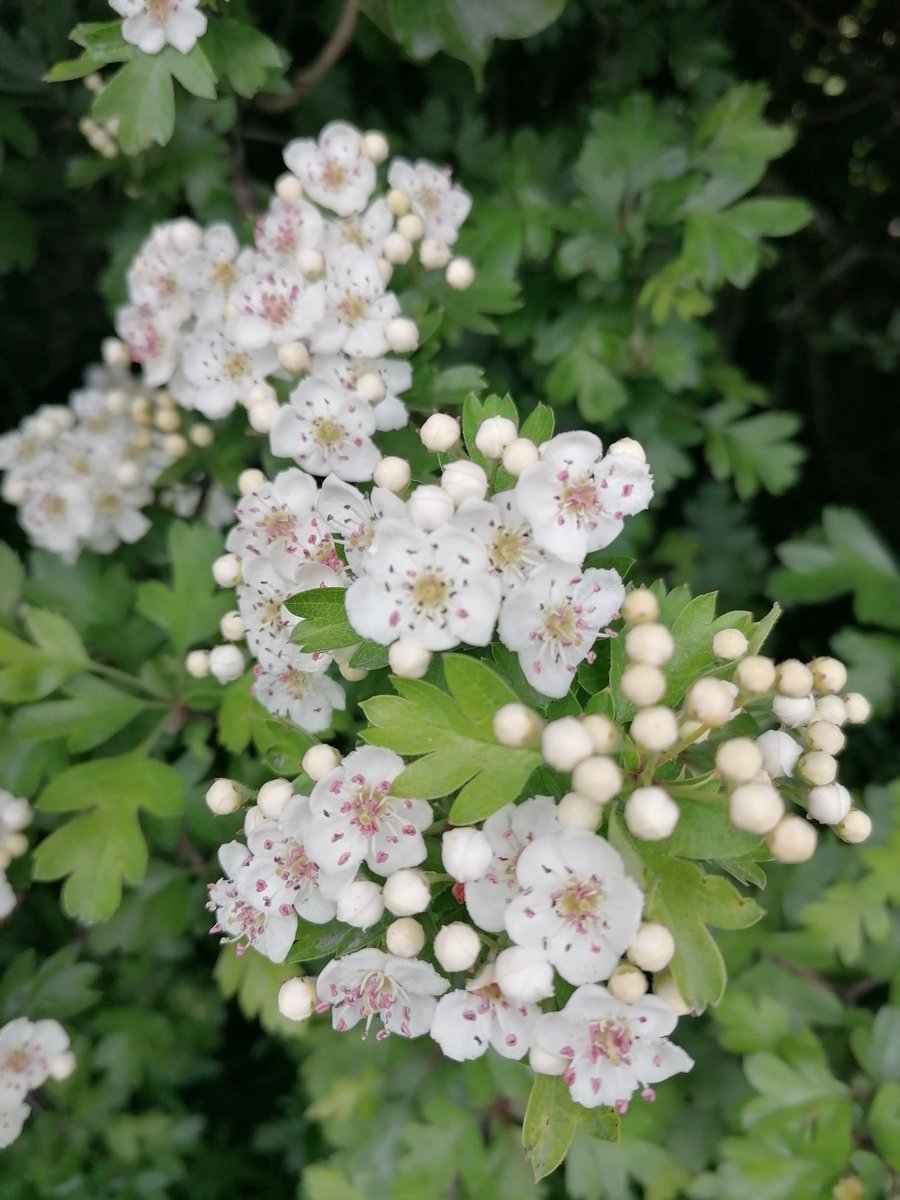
344,783,390,834
3,1047,31,1073
490,528,526,569
259,287,297,326
411,570,449,613
416,185,440,214
146,0,172,23
314,419,345,448
224,351,251,381
540,602,582,649
41,494,67,520
587,1018,633,1068
213,262,236,290
262,509,296,542
281,667,311,697
322,159,348,189
556,470,600,523
276,841,318,888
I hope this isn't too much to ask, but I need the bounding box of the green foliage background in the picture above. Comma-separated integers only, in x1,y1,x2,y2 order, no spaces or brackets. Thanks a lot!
0,1,898,1197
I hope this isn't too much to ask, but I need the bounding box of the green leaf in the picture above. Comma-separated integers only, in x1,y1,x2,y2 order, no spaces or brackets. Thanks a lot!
519,403,555,445
742,1047,849,1131
287,916,388,965
0,543,24,618
869,1082,900,1169
161,44,217,100
851,1008,900,1084
23,608,88,665
0,946,101,1022
92,55,176,156
11,675,151,753
523,1074,619,1182
287,587,358,654
348,641,390,670
213,945,303,1036
728,196,814,237
203,17,285,98
704,400,805,499
136,521,233,654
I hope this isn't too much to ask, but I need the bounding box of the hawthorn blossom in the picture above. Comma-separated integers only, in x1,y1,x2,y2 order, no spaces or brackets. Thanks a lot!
0,1100,29,1149
228,267,324,349
464,796,561,933
515,432,653,561
498,564,625,698
176,328,279,417
316,475,406,570
307,747,432,876
309,353,413,431
252,645,346,734
387,159,472,245
0,870,15,919
177,223,251,322
534,986,693,1110
255,197,325,264
18,480,95,563
110,0,208,55
323,199,393,257
505,829,643,985
283,122,377,216
317,949,449,1038
268,380,380,481
452,490,554,594
125,226,193,325
225,469,325,578
345,520,501,651
208,843,298,963
312,247,400,358
116,305,181,386
0,1018,70,1110
236,555,301,657
430,964,539,1061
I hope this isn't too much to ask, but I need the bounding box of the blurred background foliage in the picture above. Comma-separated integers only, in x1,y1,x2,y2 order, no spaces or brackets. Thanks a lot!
0,0,898,1196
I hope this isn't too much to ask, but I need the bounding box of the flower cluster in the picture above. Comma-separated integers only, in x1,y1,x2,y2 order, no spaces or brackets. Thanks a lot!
0,365,181,562
0,790,32,920
0,1018,74,1149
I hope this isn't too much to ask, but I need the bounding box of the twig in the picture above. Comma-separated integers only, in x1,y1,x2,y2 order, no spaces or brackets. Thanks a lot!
256,0,358,115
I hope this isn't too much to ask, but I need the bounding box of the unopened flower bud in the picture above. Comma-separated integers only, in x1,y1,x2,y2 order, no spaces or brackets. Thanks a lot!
101,337,130,368
247,398,280,433
277,977,316,1021
338,662,368,682
767,815,817,863
389,639,432,679
382,869,431,917
815,695,847,726
630,707,678,752
582,713,620,754
48,1050,77,1081
621,663,666,707
836,809,872,844
501,437,540,476
441,460,487,505
686,677,734,727
247,382,276,409
843,692,871,724
622,588,659,625
277,341,310,373
185,649,210,678
654,972,691,1016
420,412,461,453
729,783,785,834
386,917,426,957
238,468,267,495
275,172,303,202
387,188,410,216
205,778,242,815
301,743,341,781
716,737,763,783
735,655,776,695
361,129,389,162
336,880,384,929
529,1045,568,1075
297,247,324,278
154,407,181,433
419,238,451,269
625,786,679,840
798,751,837,786
494,946,554,1003
189,423,214,448
492,703,540,747
474,416,517,459
170,218,202,251
383,232,413,264
212,553,242,588
257,778,293,821
407,484,455,531
373,456,411,493
627,923,676,973
805,721,845,755
378,258,393,284
356,371,385,404
434,922,481,972
219,609,244,642
772,693,816,729
571,756,622,804
208,644,245,683
557,792,602,830
608,964,648,1003
810,656,847,694
756,729,802,778
442,827,493,882
777,658,814,698
712,628,748,660
807,783,851,825
386,317,419,353
541,717,594,771
163,433,188,458
446,257,475,290
607,437,646,463
397,213,423,242
624,623,674,668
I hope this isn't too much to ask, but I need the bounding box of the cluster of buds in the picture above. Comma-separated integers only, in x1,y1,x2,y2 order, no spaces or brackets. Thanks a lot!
0,790,32,920
78,73,119,158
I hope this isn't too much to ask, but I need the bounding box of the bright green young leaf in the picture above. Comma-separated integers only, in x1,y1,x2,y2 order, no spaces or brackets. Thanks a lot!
523,1074,619,1183
287,916,388,965
136,521,233,654
23,607,88,665
162,44,217,100
93,55,176,155
869,1082,900,1170
11,674,151,752
286,587,358,653
742,1046,849,1131
203,17,285,98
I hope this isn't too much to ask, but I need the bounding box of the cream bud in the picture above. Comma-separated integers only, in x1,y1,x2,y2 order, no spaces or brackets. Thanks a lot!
361,130,389,162
622,588,659,625
607,437,646,463
185,649,210,679
571,756,622,804
767,815,817,863
685,677,734,727
397,213,424,242
441,827,493,882
336,880,384,929
712,628,748,660
407,484,455,531
434,923,481,972
630,707,679,752
474,415,517,459
373,456,411,493
625,786,679,840
383,232,413,264
529,1045,568,1075
607,964,648,1004
219,609,245,642
356,371,386,404
810,656,847,694
205,778,242,816
729,783,785,834
420,413,461,453
582,714,620,754
277,341,310,373
501,437,540,476
836,809,872,844
385,317,419,353
715,738,763,783
445,257,475,290
805,721,845,755
301,743,341,781
419,238,451,269
541,717,594,771
653,972,691,1016
756,729,802,778
212,553,242,588
621,663,666,707
627,923,676,973
494,946,554,1004
388,639,432,679
798,751,838,786
807,783,852,825
275,172,304,202
624,623,674,667
238,467,267,495
208,644,245,683
735,655,776,695
777,658,814,698
843,693,871,724
441,460,487,505
492,703,540,747
386,917,426,958
257,778,293,821
387,188,410,216
278,978,317,1021
557,792,602,830
382,869,431,917
772,693,816,729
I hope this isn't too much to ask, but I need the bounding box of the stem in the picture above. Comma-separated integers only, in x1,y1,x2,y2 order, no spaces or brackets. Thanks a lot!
649,723,711,773
88,659,170,701
256,1,358,114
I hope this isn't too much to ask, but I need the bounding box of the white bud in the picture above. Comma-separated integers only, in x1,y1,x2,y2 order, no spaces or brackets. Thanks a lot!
807,783,852,825
247,397,280,433
816,695,847,726
301,743,341,782
767,815,817,863
185,649,210,679
685,677,735,728
257,778,293,821
219,609,245,642
388,639,432,679
378,257,393,284
420,412,461,453
277,977,317,1022
373,456,411,492
163,433,188,458
2,832,27,862
48,1050,77,1082
106,389,129,415
836,808,872,844
385,317,419,353
170,218,202,252
277,341,310,373
474,415,518,459
383,232,413,264
494,946,554,1003
441,827,493,882
338,662,368,682
729,783,785,834
212,553,242,588
275,172,304,202
715,737,763,783
382,869,431,917
772,692,816,729
618,664,664,708
441,460,487,505
582,714,620,754
557,791,602,830
627,923,676,973
571,756,622,804
407,484,455,531
116,461,140,489
798,750,837,786
843,692,871,724
712,628,748,661
361,129,389,162
624,623,674,667
386,917,426,958
630,707,679,753
500,437,540,477
805,721,845,755
397,213,423,242
625,786,679,840
653,971,691,1016
238,467,267,496
419,238,451,269
445,257,475,290
492,703,540,748
154,407,181,433
756,729,802,778
735,655,777,695
607,964,648,1004
336,880,384,929
777,658,814,698
356,371,386,404
810,656,847,694
387,188,410,216
101,337,130,367
622,588,659,625
541,717,594,771
208,644,245,683
434,923,481,973
247,383,276,409
205,777,242,815
189,423,214,448
529,1045,568,1076
297,247,324,279
607,436,646,463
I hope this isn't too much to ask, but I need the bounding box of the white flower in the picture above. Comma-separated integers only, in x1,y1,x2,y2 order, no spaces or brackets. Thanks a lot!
316,474,406,570
110,0,207,55
269,380,380,482
254,196,325,263
0,1100,29,1149
505,829,643,985
18,480,94,563
430,964,539,1061
225,468,340,580
0,870,16,919
309,353,412,431
464,796,561,933
345,519,501,651
312,248,400,358
534,985,693,1110
252,644,346,734
387,159,472,245
283,122,377,216
498,564,625,698
0,1017,70,1108
236,554,300,657
323,199,393,257
125,227,193,324
207,847,298,964
115,305,181,386
176,328,279,418
229,267,325,349
177,222,249,322
317,948,448,1038
516,432,653,561
452,490,553,594
307,746,433,876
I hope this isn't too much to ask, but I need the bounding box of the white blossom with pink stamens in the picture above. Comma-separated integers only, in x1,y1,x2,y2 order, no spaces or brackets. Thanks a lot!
228,266,324,349
283,122,377,217
316,948,449,1038
430,964,539,1061
207,842,298,964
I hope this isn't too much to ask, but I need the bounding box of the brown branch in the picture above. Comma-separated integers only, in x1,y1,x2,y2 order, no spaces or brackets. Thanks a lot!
256,1,358,115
